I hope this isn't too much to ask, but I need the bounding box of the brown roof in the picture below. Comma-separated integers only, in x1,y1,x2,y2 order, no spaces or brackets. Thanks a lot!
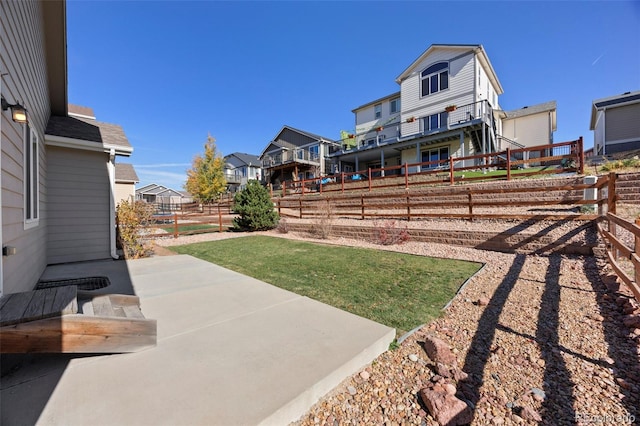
115,163,139,183
68,104,96,119
45,115,132,150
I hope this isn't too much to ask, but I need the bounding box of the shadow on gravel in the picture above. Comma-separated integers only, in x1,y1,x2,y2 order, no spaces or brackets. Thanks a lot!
583,256,640,421
537,254,576,422
458,253,526,421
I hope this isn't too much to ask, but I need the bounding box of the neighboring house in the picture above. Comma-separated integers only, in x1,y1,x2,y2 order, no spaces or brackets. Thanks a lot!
114,163,139,205
136,183,188,205
224,152,262,192
330,44,556,174
260,125,337,186
1,0,133,295
501,101,557,148
590,91,640,156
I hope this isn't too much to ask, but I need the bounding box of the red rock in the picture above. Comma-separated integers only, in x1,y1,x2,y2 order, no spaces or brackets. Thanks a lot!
420,384,473,426
520,405,542,422
424,335,458,366
478,297,490,306
623,315,640,328
437,363,452,378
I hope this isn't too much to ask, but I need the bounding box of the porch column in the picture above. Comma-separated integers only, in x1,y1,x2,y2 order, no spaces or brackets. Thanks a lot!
380,150,385,177
355,156,359,172
459,132,464,168
415,142,421,173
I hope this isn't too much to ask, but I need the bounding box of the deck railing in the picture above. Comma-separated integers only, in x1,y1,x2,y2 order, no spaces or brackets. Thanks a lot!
273,138,584,197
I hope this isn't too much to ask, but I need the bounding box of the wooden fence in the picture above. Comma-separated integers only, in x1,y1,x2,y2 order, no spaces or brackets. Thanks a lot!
271,138,584,198
276,179,599,222
595,173,640,303
143,201,235,239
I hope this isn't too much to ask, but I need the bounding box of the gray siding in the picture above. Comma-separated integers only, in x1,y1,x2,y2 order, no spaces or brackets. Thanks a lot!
1,0,50,294
605,103,640,142
47,147,111,264
276,128,316,147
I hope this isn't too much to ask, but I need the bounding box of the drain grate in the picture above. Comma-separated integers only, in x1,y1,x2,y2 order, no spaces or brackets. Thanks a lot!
36,276,111,291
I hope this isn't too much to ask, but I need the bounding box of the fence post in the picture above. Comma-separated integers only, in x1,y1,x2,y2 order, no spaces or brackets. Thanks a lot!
361,195,365,220
467,189,473,222
405,164,409,189
608,172,617,260
282,181,286,197
607,172,617,215
301,178,305,196
319,178,322,195
368,168,372,192
506,147,511,181
341,173,345,194
406,195,411,221
277,198,281,216
173,213,178,238
299,197,303,219
218,203,222,232
269,183,273,198
578,137,584,175
449,156,454,185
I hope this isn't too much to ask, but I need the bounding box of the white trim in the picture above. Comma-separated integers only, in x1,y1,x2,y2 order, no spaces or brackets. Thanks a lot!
68,112,96,120
107,149,118,259
44,133,133,156
24,125,40,230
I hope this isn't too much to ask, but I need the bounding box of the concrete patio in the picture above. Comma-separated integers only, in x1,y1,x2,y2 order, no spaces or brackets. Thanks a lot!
1,255,395,425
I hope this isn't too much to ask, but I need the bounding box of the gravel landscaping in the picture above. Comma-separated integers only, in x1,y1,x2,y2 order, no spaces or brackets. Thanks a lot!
153,217,640,425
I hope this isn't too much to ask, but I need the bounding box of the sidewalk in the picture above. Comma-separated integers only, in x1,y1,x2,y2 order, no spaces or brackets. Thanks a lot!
1,255,394,425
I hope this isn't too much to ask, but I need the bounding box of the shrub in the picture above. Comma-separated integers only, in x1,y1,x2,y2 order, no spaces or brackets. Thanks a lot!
116,200,154,259
232,180,279,231
371,220,410,245
311,199,333,239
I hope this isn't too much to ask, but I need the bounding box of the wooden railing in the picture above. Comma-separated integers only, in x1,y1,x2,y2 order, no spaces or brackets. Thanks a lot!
276,179,599,222
142,202,234,239
595,172,640,303
271,138,584,197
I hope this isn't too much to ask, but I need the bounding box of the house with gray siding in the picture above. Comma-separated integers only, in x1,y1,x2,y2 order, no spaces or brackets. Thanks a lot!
260,126,337,187
1,0,133,295
590,91,640,156
224,152,262,192
331,44,557,174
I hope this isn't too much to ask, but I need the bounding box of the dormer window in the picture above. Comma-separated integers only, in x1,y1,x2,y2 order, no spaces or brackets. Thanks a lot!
421,62,449,97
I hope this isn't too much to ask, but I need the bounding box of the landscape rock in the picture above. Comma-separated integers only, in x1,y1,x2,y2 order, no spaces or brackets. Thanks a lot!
420,384,473,426
478,297,490,306
520,405,542,422
423,335,457,366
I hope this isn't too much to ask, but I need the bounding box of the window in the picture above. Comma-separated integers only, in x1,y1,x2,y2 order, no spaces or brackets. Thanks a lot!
24,125,39,225
390,98,400,114
374,103,382,119
309,144,320,159
421,62,449,97
423,112,448,131
421,146,450,168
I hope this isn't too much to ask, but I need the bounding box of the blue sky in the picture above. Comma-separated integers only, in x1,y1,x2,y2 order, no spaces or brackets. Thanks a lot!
66,1,640,190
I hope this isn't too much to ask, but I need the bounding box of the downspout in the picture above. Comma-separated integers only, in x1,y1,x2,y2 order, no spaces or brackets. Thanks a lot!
107,148,118,259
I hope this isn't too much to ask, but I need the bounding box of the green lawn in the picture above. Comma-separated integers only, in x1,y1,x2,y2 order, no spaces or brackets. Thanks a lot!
171,235,482,335
160,224,217,233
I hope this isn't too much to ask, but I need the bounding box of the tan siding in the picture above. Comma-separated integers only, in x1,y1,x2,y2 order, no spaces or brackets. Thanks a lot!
1,0,50,294
605,103,640,142
115,183,135,205
502,112,552,148
46,147,111,264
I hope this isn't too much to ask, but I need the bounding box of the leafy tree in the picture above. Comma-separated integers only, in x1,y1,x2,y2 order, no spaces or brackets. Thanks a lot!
185,134,226,203
233,180,279,231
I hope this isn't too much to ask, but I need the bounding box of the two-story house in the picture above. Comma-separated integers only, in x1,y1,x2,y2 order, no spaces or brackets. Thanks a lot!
590,91,640,156
330,44,556,174
1,0,133,295
260,125,337,187
224,152,262,192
